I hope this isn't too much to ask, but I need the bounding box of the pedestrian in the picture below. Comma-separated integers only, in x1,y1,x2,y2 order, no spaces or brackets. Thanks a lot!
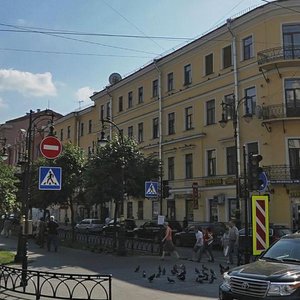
37,217,47,248
47,216,59,252
3,217,12,238
182,217,188,230
204,227,215,262
221,225,230,258
192,225,204,262
228,220,239,265
161,222,180,260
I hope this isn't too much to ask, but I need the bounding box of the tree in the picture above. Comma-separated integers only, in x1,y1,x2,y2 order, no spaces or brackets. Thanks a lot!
84,136,159,219
0,159,18,214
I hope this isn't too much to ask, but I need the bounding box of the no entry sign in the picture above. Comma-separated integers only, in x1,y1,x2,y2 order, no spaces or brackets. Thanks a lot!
40,136,62,159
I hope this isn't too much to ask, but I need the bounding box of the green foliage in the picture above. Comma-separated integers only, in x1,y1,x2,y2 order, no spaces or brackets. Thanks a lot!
0,250,15,264
84,136,159,207
0,160,18,214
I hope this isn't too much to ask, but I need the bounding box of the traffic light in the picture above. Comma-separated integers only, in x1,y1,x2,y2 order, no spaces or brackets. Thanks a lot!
162,180,170,198
248,153,263,191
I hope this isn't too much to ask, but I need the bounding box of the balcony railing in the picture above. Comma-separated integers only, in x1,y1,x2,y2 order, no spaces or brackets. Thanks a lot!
264,165,300,183
257,46,300,65
262,104,300,120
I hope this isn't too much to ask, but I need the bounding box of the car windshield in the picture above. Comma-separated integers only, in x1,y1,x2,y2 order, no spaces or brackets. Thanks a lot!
262,238,300,262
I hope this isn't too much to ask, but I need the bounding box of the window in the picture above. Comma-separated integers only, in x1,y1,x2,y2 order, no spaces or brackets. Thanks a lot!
128,91,133,108
60,129,63,141
284,78,300,117
168,157,175,181
223,45,232,69
185,106,193,130
106,102,111,119
118,96,123,112
152,79,158,98
224,94,234,120
88,120,92,134
207,149,216,176
152,117,159,139
167,72,174,91
127,202,133,219
80,122,84,136
138,87,143,104
243,36,253,60
138,122,143,143
244,87,256,115
100,105,104,120
205,53,213,75
168,112,175,135
185,153,193,179
67,126,71,139
206,99,215,125
128,126,133,139
137,201,143,220
283,24,300,59
288,139,300,179
184,64,192,85
226,146,236,175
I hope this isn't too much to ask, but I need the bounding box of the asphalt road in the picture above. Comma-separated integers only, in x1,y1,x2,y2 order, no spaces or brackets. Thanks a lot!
0,236,231,300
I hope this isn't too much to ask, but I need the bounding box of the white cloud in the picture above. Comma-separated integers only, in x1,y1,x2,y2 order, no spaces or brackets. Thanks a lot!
0,97,7,108
75,86,95,103
0,69,57,97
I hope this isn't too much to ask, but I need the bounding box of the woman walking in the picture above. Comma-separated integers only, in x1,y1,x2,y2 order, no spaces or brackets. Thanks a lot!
161,222,180,260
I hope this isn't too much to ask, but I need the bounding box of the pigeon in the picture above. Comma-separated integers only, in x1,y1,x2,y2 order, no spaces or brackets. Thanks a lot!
148,273,155,282
162,267,166,276
202,264,208,271
209,274,217,284
167,277,175,283
195,267,200,274
134,265,140,272
210,269,216,277
142,271,146,278
177,273,185,281
158,265,162,273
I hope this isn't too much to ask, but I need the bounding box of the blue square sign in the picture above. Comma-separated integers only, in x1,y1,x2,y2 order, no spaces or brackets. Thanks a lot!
39,166,62,190
145,181,158,198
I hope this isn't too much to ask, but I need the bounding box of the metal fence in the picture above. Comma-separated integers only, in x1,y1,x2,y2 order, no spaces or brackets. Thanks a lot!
58,230,161,255
0,265,112,300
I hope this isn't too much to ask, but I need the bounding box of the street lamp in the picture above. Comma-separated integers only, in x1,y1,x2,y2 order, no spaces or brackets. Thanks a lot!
15,109,55,285
219,95,252,228
98,118,126,255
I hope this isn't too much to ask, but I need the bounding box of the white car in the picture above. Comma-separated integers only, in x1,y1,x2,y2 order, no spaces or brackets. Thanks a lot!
75,219,104,233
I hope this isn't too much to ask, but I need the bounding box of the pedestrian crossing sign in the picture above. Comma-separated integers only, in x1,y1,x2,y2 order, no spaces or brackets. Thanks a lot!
39,166,62,190
145,181,158,198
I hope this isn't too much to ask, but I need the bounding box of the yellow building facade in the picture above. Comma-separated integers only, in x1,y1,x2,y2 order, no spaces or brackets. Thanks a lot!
55,0,300,228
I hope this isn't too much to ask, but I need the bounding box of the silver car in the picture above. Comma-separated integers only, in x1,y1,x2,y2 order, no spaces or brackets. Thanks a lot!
75,219,104,233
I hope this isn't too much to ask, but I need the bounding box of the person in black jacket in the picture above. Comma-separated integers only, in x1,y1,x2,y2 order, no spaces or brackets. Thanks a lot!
47,216,59,252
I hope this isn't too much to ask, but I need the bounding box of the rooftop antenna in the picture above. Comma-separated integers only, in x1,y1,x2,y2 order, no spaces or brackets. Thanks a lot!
78,100,84,109
47,99,50,109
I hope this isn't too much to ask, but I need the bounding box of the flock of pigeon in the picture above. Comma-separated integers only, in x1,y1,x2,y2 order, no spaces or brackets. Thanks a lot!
134,263,230,284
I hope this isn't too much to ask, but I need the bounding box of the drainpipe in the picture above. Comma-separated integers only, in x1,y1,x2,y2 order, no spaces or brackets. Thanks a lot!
153,59,163,215
227,18,241,221
105,87,113,138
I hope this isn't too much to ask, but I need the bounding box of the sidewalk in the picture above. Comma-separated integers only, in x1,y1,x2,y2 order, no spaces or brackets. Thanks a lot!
0,236,228,300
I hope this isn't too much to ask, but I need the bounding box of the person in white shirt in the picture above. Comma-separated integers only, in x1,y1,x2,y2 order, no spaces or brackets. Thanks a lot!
228,220,239,264
192,226,204,262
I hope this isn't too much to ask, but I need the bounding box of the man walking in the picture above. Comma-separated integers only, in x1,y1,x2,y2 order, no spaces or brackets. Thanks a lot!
47,216,59,252
192,225,204,262
228,220,239,265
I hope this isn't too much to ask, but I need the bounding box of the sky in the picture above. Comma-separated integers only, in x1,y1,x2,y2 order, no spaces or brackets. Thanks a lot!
0,0,271,124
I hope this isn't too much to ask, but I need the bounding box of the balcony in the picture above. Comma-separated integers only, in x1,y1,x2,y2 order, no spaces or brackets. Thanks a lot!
257,46,300,70
264,165,300,184
262,104,300,120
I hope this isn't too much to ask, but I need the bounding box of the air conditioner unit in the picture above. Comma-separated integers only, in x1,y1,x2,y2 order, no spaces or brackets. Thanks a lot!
218,194,225,205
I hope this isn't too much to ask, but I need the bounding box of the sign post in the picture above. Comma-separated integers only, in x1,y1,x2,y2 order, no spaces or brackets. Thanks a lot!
40,136,62,159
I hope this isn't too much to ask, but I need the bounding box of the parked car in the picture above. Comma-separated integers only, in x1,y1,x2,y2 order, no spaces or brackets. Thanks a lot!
219,232,300,299
75,219,104,233
101,219,137,237
174,222,227,247
133,220,182,242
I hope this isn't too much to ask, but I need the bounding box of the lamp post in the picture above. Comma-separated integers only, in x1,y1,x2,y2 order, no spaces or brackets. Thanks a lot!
219,95,252,229
98,118,126,255
15,109,54,285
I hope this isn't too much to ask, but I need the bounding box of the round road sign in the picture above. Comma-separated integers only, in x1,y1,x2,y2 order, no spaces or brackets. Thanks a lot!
40,136,62,159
